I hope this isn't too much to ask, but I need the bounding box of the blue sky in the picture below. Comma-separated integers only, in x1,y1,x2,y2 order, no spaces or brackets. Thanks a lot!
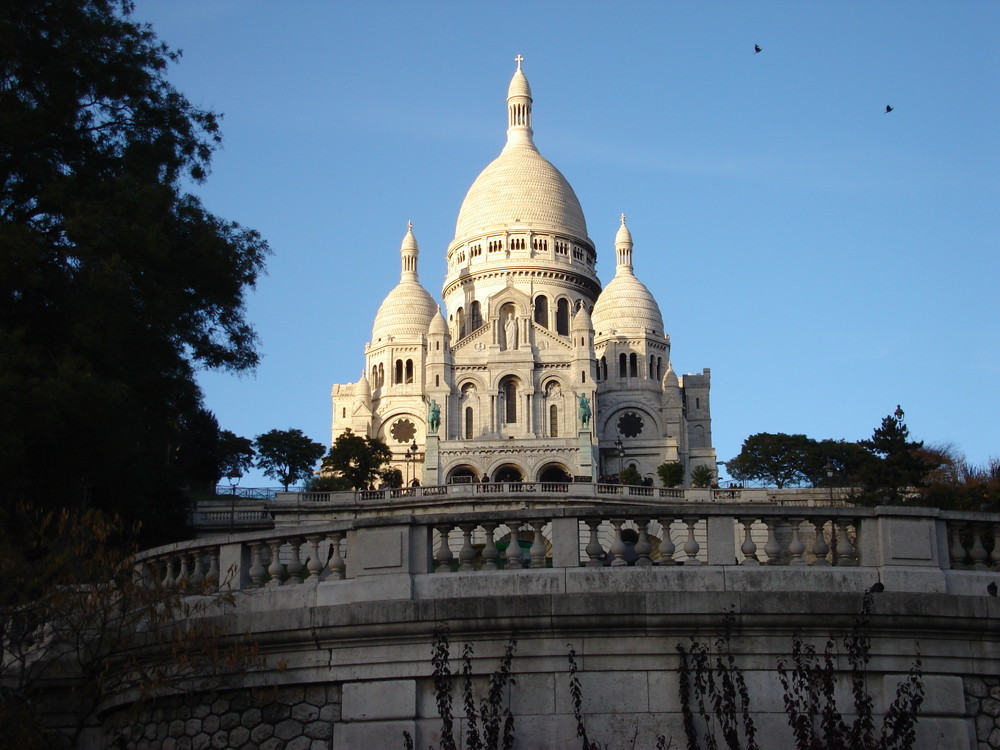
131,1,999,486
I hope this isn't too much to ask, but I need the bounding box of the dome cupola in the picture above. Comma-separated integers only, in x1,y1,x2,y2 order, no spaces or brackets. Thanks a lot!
371,222,438,343
591,216,664,337
450,57,592,250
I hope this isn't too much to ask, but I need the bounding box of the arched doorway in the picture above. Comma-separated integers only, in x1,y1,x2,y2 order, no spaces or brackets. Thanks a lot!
493,464,524,483
447,465,478,484
538,464,572,483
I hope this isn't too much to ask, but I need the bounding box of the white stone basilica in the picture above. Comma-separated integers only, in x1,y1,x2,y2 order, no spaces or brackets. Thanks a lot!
331,59,716,486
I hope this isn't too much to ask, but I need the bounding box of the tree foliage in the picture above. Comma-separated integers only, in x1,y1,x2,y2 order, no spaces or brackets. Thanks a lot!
657,461,685,488
727,433,813,489
322,429,393,490
690,464,716,489
216,430,256,485
0,0,268,541
854,409,936,504
0,504,261,747
254,428,325,491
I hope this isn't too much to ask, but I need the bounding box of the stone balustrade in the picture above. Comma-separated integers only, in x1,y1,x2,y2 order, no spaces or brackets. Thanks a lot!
143,504,999,596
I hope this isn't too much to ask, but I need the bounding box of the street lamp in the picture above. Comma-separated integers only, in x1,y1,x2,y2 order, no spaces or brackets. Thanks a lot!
405,440,419,486
894,404,905,423
227,470,242,534
824,460,835,505
614,436,625,475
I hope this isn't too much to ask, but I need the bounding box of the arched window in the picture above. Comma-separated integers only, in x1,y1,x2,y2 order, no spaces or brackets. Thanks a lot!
456,307,466,338
405,359,414,384
556,298,570,335
534,295,549,328
629,353,638,378
601,357,608,381
394,359,403,384
649,355,655,379
470,301,482,331
465,407,473,440
656,357,662,380
618,353,627,378
501,377,517,424
371,365,377,384
550,404,559,437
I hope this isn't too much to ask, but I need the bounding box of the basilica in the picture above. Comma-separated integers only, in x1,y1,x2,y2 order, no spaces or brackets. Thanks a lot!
331,59,715,486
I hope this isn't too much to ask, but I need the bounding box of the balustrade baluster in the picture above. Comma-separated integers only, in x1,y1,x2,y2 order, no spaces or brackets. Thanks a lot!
584,519,604,567
162,556,177,589
504,524,524,570
763,519,782,565
787,519,806,566
266,540,284,586
459,525,477,571
177,553,192,588
285,538,304,583
811,519,830,566
740,519,759,565
609,520,627,567
249,542,267,586
305,535,324,583
683,518,701,566
205,550,220,590
835,520,856,566
328,533,346,580
481,522,500,571
948,522,967,569
634,521,652,567
657,519,676,566
970,523,989,570
529,522,547,568
188,550,206,589
435,525,455,573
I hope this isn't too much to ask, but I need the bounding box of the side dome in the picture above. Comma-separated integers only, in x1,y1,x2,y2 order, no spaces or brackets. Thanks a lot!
371,224,438,343
592,216,664,337
592,274,664,337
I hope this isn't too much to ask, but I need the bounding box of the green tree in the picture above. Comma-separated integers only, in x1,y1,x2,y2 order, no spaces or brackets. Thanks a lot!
657,461,685,488
0,504,260,747
0,0,268,542
619,465,642,486
726,433,813,488
690,464,716,488
800,439,874,488
856,407,935,503
216,430,256,486
254,429,325,491
322,429,393,490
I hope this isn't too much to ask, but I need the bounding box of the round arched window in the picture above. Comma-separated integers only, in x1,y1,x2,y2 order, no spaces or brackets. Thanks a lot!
617,412,644,438
390,418,417,443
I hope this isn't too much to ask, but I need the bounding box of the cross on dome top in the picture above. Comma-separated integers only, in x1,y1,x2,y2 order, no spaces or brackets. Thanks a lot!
515,54,524,70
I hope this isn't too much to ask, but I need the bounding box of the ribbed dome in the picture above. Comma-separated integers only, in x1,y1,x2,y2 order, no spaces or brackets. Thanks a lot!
592,218,663,336
428,307,448,337
455,149,588,241
452,60,590,245
592,272,664,337
371,281,437,342
371,225,438,343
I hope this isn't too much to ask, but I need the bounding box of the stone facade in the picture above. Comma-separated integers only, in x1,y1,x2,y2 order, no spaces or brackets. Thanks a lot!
331,59,715,487
104,686,339,750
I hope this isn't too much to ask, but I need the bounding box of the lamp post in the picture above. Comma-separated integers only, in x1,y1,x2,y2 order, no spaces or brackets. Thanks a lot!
405,440,418,487
227,470,242,534
615,436,625,476
824,460,835,505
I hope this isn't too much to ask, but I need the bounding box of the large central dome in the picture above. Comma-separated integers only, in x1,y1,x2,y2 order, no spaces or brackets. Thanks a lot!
454,146,589,241
451,61,590,246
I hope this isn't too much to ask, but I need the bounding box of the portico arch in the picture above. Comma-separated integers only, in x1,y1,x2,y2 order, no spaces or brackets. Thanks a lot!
537,463,572,483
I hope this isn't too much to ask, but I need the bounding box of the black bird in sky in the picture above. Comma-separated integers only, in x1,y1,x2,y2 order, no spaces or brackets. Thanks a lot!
885,105,894,113
754,44,762,53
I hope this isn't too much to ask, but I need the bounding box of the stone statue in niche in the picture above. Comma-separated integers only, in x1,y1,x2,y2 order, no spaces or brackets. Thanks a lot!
503,314,517,350
577,394,591,428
